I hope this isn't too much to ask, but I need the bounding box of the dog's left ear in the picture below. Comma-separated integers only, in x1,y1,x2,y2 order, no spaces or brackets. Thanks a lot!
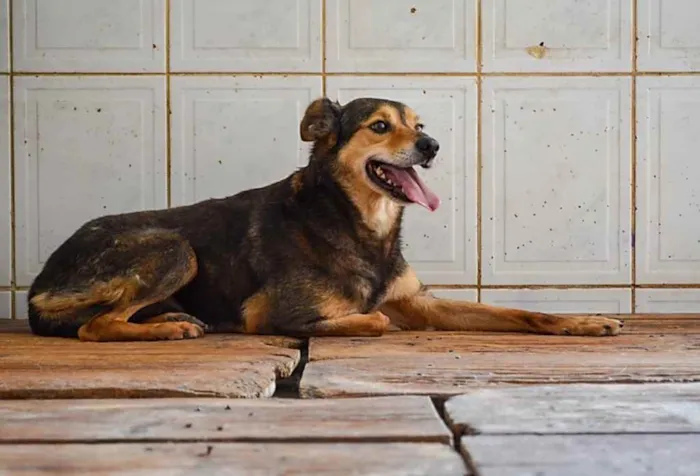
300,97,341,146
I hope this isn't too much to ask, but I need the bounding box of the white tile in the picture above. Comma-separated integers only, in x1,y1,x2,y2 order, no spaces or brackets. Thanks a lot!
13,76,167,286
636,289,700,313
170,76,321,206
636,77,700,284
429,288,478,302
326,0,477,73
638,0,700,72
482,289,632,314
12,0,165,72
0,291,10,318
171,0,322,72
0,77,9,286
1,0,8,72
482,77,632,285
482,0,631,72
14,290,27,318
327,77,478,285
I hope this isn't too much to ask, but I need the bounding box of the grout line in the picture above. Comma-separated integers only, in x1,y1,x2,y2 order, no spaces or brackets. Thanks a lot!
165,0,172,208
8,71,700,77
10,71,322,77
630,0,638,313
8,0,16,319
479,284,632,290
635,284,700,289
12,71,168,76
1,286,25,291
321,0,327,96
433,284,626,290
475,0,482,302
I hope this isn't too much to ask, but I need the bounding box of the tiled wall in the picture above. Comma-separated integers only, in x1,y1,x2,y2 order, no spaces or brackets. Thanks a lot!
1,0,700,319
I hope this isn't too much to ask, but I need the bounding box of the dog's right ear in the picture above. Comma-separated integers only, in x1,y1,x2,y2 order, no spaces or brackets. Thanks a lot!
300,97,341,146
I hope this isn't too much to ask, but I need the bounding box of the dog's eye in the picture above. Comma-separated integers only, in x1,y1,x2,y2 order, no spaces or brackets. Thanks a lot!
369,120,390,134
416,123,425,132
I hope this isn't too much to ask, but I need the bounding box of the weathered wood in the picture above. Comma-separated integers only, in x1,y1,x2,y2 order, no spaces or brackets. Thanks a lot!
309,330,700,361
463,434,700,476
624,314,700,334
0,320,302,348
301,316,700,398
300,352,700,398
0,443,467,475
0,325,301,399
0,396,451,444
445,383,700,435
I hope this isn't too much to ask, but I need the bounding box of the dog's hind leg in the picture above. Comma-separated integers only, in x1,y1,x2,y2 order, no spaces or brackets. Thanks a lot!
29,229,202,341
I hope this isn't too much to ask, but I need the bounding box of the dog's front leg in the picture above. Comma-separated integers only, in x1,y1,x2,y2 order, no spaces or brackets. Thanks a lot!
381,268,623,337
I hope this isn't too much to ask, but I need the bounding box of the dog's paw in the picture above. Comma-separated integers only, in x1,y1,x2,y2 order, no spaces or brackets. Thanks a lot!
157,312,209,331
151,321,206,340
556,316,624,337
361,311,391,337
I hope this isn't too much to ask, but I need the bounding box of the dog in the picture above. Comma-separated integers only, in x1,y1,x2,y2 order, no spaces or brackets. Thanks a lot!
27,97,623,341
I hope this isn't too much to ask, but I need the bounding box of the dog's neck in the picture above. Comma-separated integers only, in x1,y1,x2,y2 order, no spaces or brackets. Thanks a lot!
295,161,404,240
358,194,401,238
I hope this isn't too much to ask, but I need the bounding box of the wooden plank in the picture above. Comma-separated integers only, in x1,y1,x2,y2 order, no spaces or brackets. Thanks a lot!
0,443,467,475
309,331,700,361
0,320,302,348
445,383,700,435
625,314,700,335
0,396,451,444
301,316,700,398
463,435,700,476
0,326,301,399
300,352,700,398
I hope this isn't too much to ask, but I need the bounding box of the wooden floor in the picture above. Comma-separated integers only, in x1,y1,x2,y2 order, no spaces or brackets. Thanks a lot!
1,315,699,475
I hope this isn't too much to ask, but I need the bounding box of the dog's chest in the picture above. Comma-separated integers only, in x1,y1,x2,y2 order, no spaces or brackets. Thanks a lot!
367,198,400,238
342,254,399,312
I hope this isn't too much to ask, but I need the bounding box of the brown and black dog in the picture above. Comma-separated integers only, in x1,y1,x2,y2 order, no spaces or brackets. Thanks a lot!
27,97,623,342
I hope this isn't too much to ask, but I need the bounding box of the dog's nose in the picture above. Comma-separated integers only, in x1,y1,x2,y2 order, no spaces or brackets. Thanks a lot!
416,136,440,159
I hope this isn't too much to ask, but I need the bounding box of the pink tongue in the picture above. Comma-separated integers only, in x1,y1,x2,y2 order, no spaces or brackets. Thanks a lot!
383,166,441,211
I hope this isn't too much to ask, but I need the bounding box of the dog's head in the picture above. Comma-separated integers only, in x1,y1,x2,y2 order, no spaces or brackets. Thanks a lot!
300,97,440,212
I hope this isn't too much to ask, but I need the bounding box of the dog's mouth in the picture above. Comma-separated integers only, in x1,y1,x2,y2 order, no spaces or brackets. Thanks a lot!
366,160,440,211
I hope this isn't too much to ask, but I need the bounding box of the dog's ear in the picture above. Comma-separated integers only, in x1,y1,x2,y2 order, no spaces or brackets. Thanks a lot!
300,97,341,145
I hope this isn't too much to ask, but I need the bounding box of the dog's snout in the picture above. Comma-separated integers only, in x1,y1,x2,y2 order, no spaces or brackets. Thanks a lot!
416,136,440,159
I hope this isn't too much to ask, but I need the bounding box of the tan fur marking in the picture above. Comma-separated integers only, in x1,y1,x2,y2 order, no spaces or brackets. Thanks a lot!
291,171,303,193
317,292,359,320
382,292,623,336
242,291,272,334
30,276,142,319
79,319,204,342
383,266,422,303
303,312,390,337
77,300,204,342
